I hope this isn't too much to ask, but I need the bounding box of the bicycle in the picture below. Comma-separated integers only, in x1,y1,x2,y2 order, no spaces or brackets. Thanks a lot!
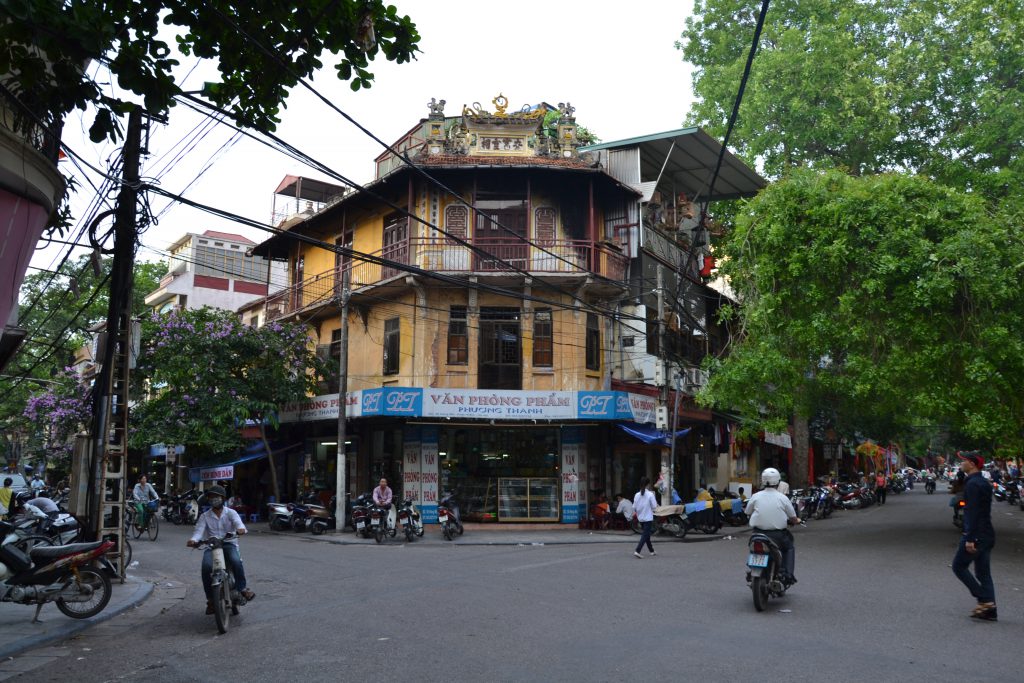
131,501,159,541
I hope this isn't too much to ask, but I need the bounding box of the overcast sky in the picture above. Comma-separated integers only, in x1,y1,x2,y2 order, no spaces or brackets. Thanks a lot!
33,0,697,281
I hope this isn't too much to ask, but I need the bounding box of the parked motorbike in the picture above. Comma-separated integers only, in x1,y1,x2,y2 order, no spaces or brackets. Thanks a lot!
350,493,373,538
267,502,293,531
397,497,425,541
0,522,114,622
166,489,200,526
992,481,1007,502
17,503,81,545
370,504,397,543
630,505,687,538
289,495,314,533
308,496,337,535
438,492,464,541
833,483,862,510
193,533,247,634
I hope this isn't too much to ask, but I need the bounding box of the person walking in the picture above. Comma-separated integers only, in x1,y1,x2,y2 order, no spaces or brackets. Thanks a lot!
875,470,887,504
633,477,657,558
952,452,997,621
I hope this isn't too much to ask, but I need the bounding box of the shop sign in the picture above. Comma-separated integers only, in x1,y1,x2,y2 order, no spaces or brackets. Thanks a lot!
561,428,583,523
422,389,575,419
765,431,792,449
622,393,658,424
577,392,617,419
200,465,234,481
361,387,422,416
279,391,361,423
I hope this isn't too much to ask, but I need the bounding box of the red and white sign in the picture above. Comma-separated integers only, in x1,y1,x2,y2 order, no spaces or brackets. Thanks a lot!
200,465,234,481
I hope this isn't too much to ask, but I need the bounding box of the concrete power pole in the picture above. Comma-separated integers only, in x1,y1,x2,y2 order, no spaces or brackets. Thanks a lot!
334,267,351,529
85,107,143,579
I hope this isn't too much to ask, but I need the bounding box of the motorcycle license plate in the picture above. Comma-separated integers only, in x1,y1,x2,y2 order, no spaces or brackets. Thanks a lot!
371,518,380,526
747,553,769,568
356,521,365,529
438,514,448,523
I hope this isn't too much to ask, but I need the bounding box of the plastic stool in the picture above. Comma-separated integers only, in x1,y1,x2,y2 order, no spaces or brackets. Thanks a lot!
249,513,261,523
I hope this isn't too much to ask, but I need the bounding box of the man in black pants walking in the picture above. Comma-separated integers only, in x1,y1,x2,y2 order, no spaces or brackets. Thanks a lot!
952,452,996,621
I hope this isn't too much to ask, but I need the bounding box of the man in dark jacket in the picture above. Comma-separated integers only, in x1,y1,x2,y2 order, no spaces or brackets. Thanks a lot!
952,452,996,621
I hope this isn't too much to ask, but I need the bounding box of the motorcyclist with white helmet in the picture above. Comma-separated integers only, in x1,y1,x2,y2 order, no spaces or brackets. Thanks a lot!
745,467,801,586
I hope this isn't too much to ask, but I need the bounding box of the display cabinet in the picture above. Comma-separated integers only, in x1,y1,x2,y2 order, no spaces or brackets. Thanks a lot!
498,477,559,522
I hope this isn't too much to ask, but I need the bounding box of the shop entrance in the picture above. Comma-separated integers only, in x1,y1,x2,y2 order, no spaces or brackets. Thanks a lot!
439,426,559,523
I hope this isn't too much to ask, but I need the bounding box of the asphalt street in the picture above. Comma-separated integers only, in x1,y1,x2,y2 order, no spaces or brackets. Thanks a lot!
3,485,1021,682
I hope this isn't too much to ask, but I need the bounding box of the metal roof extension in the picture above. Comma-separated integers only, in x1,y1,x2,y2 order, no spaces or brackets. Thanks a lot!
582,127,766,202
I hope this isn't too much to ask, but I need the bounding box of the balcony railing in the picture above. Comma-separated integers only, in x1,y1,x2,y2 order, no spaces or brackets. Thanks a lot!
266,239,628,321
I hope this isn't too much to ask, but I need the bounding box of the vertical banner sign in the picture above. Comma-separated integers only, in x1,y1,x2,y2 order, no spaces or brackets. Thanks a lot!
420,426,439,524
576,439,588,522
402,426,421,506
561,427,584,523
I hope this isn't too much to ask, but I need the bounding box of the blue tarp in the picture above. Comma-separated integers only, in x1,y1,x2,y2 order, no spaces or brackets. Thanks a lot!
615,422,691,446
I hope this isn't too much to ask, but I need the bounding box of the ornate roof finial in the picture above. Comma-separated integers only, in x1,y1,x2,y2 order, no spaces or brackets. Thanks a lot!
492,93,509,116
427,97,446,117
558,102,576,119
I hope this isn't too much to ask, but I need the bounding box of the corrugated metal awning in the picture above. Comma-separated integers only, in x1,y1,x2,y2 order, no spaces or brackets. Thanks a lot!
582,127,766,202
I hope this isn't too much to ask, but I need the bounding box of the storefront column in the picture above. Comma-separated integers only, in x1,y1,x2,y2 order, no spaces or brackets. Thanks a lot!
561,427,584,523
420,426,439,523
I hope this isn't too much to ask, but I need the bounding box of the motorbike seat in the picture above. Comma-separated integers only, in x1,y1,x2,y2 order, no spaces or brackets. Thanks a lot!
749,532,782,550
29,540,106,559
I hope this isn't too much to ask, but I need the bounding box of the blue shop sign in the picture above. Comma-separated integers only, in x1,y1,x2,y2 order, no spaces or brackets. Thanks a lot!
361,387,423,416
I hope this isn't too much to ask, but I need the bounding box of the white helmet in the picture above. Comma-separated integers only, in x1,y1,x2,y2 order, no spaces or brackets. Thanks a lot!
761,467,781,487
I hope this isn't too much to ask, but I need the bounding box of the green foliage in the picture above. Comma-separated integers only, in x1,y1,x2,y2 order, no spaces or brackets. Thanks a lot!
0,256,166,427
677,0,1024,194
700,168,1024,450
0,0,421,142
129,308,328,463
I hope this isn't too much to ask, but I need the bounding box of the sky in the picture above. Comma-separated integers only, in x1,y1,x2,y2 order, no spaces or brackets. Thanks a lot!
31,0,698,285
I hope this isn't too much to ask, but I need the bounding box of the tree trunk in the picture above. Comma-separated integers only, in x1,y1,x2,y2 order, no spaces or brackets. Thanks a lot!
791,413,810,488
259,424,280,503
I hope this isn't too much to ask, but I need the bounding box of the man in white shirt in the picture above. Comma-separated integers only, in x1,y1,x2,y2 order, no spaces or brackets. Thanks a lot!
745,467,800,585
186,485,255,614
613,493,634,527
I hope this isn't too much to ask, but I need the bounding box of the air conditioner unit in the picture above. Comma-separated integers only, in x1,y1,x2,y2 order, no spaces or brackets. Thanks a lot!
685,367,708,390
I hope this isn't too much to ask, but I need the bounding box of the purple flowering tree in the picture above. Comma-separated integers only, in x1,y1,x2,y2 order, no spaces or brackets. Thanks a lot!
130,307,327,501
22,367,92,474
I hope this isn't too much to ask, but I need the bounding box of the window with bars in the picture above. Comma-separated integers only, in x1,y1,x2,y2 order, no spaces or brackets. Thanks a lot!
533,309,552,367
383,318,400,375
447,306,468,365
586,312,601,371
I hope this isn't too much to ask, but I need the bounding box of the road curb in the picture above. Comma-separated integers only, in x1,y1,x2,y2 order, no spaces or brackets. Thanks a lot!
255,527,748,546
0,577,154,661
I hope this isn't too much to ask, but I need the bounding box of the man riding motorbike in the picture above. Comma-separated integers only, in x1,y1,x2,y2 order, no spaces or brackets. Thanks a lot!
745,467,801,586
186,485,255,615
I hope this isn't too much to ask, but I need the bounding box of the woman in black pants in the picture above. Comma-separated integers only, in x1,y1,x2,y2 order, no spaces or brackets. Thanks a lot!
633,477,658,558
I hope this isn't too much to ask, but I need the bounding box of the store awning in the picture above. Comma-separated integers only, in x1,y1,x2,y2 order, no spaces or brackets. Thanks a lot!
616,422,691,446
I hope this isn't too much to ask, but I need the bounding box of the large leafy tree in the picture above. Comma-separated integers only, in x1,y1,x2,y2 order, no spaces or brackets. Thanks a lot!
679,0,1024,476
0,257,166,455
678,0,1024,194
130,307,327,501
702,169,1024,483
0,0,420,142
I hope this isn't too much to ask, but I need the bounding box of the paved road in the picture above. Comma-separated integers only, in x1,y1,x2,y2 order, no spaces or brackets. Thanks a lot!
3,486,1021,682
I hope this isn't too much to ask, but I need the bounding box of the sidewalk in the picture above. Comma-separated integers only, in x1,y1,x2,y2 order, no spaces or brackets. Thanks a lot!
256,523,751,547
0,574,153,661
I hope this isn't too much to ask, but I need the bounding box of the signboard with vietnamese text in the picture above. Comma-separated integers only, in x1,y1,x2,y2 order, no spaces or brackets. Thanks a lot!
278,392,361,423
200,465,234,482
422,389,575,420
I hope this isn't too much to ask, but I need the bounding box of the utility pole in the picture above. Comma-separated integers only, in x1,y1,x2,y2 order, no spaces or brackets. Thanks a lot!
333,267,351,529
85,107,143,580
656,267,670,499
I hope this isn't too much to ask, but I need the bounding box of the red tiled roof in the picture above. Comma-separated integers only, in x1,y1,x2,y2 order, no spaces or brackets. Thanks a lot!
419,154,594,169
202,230,255,245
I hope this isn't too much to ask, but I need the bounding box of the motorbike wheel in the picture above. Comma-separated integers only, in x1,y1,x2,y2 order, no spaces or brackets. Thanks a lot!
374,526,384,543
171,510,183,525
147,514,159,541
56,567,112,619
415,524,424,537
270,517,287,532
442,523,452,541
311,522,324,535
213,579,230,634
405,526,414,542
751,576,769,612
456,521,464,536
